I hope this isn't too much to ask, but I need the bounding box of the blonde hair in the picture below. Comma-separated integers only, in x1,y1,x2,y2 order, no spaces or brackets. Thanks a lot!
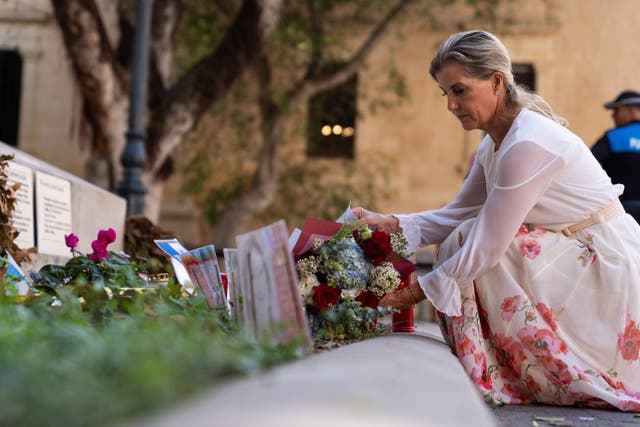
429,30,567,126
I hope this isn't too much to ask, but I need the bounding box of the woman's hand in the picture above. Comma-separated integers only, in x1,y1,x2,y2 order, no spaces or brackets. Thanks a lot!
351,206,400,234
379,282,426,310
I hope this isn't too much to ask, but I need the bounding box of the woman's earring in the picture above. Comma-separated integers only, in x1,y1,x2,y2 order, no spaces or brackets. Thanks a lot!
494,89,501,96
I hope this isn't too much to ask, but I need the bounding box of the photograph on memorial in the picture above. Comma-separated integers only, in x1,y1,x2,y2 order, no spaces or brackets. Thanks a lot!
189,245,228,309
236,220,310,344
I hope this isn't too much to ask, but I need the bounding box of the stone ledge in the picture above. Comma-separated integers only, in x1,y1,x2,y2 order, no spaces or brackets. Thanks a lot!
116,322,498,427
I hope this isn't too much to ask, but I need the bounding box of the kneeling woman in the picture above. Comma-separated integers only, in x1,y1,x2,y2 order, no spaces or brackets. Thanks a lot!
353,30,640,410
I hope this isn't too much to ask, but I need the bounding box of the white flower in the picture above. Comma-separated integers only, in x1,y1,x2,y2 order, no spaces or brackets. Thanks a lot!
369,262,401,297
340,288,359,301
296,256,319,279
390,232,411,258
299,274,320,304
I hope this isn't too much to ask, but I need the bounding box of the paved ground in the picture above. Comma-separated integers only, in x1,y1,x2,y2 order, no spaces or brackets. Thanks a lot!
491,404,640,427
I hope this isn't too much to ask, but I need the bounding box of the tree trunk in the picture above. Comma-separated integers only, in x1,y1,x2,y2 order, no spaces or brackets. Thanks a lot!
213,57,282,247
52,0,283,225
51,0,129,190
146,0,284,178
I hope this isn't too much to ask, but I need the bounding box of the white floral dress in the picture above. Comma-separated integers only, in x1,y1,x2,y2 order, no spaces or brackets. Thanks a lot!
395,109,640,410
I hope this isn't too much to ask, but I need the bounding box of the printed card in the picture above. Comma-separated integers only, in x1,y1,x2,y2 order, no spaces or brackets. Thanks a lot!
182,245,227,309
236,220,310,344
153,238,192,287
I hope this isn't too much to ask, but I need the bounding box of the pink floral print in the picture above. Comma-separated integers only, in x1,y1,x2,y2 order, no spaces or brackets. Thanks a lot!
520,239,541,259
434,219,640,411
543,357,573,387
518,326,567,357
577,233,597,266
500,295,521,321
618,318,640,361
516,224,547,238
535,302,558,331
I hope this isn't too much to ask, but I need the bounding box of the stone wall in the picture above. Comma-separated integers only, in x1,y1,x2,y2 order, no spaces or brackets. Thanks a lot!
0,142,126,269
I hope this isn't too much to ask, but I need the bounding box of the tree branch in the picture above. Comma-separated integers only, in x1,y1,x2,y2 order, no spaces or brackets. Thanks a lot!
149,0,184,104
51,0,128,122
288,0,413,107
147,0,283,175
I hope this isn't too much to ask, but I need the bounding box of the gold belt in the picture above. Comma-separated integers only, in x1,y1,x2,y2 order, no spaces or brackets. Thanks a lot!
561,200,625,237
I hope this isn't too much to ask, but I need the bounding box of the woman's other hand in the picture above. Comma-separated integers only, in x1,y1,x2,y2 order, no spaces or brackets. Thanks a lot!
351,206,400,234
379,282,426,309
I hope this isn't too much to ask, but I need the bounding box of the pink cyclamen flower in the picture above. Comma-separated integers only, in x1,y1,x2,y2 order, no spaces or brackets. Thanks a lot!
64,233,79,249
91,238,108,253
97,228,116,244
89,250,108,261
89,234,110,262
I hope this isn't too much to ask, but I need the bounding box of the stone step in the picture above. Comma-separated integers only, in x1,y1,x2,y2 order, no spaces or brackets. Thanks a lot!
115,322,499,427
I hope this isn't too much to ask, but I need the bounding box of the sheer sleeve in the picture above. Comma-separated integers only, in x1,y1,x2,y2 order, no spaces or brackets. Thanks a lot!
393,155,488,253
418,141,565,316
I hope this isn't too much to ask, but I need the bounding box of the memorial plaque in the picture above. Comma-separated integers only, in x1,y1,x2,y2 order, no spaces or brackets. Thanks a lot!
6,161,34,249
236,220,310,344
35,171,72,256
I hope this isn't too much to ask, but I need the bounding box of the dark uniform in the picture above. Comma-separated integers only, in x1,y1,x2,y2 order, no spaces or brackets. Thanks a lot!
592,121,640,222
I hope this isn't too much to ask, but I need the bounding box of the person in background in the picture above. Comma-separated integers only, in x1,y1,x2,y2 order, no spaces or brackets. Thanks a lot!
591,90,640,222
353,30,640,411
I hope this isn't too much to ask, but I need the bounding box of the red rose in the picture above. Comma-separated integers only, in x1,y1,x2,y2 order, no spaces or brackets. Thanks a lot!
354,229,392,264
311,284,341,311
355,290,380,309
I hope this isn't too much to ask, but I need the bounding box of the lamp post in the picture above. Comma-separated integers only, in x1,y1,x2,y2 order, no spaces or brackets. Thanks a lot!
117,0,153,215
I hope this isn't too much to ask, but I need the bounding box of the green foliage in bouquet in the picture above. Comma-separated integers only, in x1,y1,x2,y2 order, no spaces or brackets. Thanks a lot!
307,300,392,342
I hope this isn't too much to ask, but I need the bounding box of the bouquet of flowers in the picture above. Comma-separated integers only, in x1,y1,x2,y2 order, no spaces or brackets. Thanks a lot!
292,218,415,342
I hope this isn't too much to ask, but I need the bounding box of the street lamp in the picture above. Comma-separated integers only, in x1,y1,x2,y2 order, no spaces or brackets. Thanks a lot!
117,0,153,215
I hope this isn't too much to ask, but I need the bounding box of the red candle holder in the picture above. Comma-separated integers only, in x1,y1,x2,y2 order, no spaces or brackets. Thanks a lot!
392,279,415,333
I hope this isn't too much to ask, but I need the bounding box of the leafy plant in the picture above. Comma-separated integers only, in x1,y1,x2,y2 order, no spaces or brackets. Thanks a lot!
0,287,301,427
0,226,303,427
29,228,171,325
